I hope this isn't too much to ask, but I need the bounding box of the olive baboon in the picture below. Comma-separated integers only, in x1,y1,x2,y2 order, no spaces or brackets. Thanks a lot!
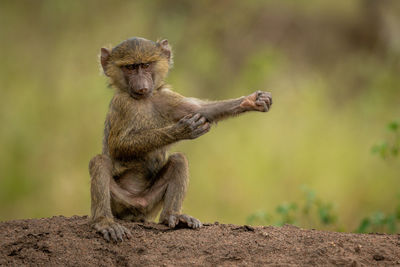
89,37,272,242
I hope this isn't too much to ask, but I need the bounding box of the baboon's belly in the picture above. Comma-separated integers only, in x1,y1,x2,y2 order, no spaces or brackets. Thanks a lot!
112,149,168,194
110,150,168,222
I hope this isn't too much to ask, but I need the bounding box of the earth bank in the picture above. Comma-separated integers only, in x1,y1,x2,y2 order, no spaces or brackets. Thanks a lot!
1,216,399,266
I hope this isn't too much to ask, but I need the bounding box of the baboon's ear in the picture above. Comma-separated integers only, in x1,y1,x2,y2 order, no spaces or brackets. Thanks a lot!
100,48,111,75
159,39,171,59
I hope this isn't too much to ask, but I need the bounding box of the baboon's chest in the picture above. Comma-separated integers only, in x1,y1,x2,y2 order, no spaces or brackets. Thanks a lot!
129,102,169,131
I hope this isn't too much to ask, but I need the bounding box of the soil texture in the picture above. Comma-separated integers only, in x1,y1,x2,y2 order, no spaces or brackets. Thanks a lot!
1,216,400,266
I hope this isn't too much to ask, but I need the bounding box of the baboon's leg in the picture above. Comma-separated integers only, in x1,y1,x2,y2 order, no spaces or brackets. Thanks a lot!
89,154,114,224
158,153,188,219
89,154,131,241
142,152,201,228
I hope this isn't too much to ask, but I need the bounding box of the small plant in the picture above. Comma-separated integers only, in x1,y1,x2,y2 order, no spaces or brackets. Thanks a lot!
371,121,399,160
356,195,400,234
357,120,400,233
301,186,337,226
248,120,400,232
275,202,298,226
246,186,337,229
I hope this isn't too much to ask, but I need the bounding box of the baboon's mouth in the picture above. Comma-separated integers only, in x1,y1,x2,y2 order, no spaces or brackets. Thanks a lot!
131,90,152,99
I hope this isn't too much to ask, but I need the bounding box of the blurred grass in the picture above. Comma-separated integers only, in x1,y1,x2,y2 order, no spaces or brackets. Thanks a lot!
0,0,399,232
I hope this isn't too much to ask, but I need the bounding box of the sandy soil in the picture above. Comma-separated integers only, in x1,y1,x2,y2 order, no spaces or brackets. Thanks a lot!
1,215,399,266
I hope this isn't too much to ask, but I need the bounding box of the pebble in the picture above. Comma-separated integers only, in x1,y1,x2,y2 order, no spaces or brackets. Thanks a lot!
373,254,384,261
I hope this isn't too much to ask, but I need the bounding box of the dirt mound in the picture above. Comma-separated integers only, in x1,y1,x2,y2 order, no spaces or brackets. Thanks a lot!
1,216,399,266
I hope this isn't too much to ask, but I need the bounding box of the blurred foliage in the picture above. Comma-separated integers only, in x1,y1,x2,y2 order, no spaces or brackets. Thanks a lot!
248,186,400,233
247,186,337,230
355,121,400,233
356,193,400,234
356,203,400,234
0,0,399,232
371,121,399,160
248,122,400,233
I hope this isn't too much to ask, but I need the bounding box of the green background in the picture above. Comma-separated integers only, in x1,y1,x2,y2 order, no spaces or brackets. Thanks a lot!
0,0,399,232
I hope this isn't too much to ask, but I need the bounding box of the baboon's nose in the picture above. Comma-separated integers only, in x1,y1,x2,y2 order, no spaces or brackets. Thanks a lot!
137,88,148,94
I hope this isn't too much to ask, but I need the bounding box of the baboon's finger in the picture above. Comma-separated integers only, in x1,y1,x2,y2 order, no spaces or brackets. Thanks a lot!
101,229,110,242
112,224,124,242
187,113,201,123
259,96,271,105
108,227,118,242
255,100,268,111
168,215,179,228
122,226,132,239
193,116,206,127
193,122,210,137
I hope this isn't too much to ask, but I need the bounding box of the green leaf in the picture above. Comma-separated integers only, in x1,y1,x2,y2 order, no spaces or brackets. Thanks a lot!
371,212,385,225
356,218,371,233
379,142,389,159
387,121,399,132
317,203,336,225
391,147,398,156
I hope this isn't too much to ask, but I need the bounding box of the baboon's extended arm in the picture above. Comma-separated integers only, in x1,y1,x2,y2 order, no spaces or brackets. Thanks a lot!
158,89,272,123
195,97,247,122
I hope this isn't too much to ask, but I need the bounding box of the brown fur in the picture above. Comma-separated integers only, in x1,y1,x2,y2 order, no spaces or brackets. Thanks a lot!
89,37,272,242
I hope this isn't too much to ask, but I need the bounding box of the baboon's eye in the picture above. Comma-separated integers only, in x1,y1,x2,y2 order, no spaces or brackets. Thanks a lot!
125,64,137,70
142,63,151,69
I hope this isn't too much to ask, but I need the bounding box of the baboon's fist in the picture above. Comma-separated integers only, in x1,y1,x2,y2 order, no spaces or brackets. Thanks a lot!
240,91,272,112
174,113,211,140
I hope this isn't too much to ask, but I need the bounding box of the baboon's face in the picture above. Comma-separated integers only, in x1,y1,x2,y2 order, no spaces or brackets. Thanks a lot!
120,61,155,99
100,37,172,99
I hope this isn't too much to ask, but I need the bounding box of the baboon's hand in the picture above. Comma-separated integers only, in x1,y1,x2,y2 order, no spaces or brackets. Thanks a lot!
174,113,211,140
162,214,202,229
240,91,272,112
93,219,132,242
